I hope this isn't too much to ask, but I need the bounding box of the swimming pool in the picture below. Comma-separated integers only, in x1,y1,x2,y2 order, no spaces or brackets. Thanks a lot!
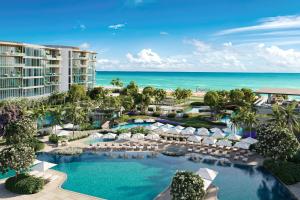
113,122,153,130
36,152,295,200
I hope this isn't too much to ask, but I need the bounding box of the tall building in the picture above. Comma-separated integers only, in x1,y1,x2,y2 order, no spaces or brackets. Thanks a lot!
0,41,97,100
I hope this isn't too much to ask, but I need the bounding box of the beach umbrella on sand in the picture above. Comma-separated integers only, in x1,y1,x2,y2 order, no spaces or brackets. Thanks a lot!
132,133,145,140
145,133,160,140
187,135,202,143
31,161,57,172
162,124,174,129
118,133,131,140
234,142,250,150
103,133,117,139
216,140,232,147
196,168,218,181
227,134,241,141
152,122,164,127
195,128,210,136
241,137,258,145
202,137,216,145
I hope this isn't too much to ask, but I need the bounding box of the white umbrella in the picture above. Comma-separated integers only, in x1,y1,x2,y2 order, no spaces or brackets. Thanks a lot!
145,133,160,140
234,142,250,150
241,137,258,145
134,119,144,123
168,128,182,135
89,132,103,139
216,140,232,147
227,134,241,141
118,133,131,140
145,125,158,131
56,130,70,137
175,125,185,130
222,127,231,133
154,127,169,133
196,128,210,136
152,122,164,127
203,178,213,191
63,123,74,129
185,127,196,132
196,168,218,181
162,124,174,129
210,127,222,133
145,119,156,123
31,161,57,172
33,159,42,165
103,133,117,139
202,137,216,145
132,133,145,140
52,125,63,133
211,131,225,139
187,135,202,143
181,129,195,135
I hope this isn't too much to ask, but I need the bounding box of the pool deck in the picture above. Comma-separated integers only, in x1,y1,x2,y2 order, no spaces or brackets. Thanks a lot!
0,170,102,200
287,183,300,200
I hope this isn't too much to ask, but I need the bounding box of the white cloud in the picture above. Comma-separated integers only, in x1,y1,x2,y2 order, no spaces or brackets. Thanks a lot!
108,24,126,30
79,42,90,49
74,23,86,31
126,49,162,64
217,15,300,35
160,31,169,35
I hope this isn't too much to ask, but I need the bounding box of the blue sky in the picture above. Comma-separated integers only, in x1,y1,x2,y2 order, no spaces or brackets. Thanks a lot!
1,0,300,72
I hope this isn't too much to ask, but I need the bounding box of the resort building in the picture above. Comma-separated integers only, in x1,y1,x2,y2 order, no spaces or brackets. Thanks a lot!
0,41,97,100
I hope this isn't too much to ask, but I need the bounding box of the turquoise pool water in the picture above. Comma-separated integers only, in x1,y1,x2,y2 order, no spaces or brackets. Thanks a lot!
37,152,295,200
113,122,153,130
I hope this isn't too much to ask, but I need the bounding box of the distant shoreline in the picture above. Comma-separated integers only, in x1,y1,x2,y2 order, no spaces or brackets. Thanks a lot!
96,71,300,74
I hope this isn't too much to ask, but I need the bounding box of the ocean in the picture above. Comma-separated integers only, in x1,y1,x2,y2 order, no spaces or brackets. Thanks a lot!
96,71,300,91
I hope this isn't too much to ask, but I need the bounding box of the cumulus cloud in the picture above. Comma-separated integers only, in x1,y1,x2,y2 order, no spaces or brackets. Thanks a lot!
108,24,126,30
217,15,300,35
160,31,169,35
79,42,90,49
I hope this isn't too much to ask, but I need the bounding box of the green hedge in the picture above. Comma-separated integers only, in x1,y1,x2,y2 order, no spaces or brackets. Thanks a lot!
167,113,176,118
190,102,205,106
5,174,44,194
152,112,161,117
182,113,190,118
264,159,300,185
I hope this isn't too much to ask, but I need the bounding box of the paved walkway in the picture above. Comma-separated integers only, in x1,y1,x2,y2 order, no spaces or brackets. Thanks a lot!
287,182,300,200
0,170,102,200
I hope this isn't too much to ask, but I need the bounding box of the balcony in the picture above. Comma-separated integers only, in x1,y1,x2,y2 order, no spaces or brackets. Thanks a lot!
0,51,25,57
45,55,61,60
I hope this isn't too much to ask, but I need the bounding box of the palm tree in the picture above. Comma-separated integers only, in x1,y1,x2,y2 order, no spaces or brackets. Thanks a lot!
31,103,49,128
50,105,65,134
111,78,124,87
244,111,257,137
230,114,240,135
65,103,85,138
271,103,300,131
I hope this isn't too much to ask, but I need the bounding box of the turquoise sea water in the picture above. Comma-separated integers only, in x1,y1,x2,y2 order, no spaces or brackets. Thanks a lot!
96,71,300,91
37,152,295,200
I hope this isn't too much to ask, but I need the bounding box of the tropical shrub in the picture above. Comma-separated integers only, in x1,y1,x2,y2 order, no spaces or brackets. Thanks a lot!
190,102,205,106
171,171,205,200
264,159,300,185
5,174,44,194
131,127,150,134
49,134,60,144
182,113,190,118
256,123,300,161
152,112,161,117
29,138,45,152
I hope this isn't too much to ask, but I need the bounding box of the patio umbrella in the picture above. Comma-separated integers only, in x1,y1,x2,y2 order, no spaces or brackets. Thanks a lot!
202,137,217,145
234,142,250,150
168,128,182,135
118,133,131,140
203,178,213,191
145,125,158,131
216,140,232,147
145,119,156,123
187,135,202,143
56,130,70,137
145,133,160,140
222,127,231,133
152,122,164,127
134,119,144,123
132,133,145,140
31,161,57,172
241,137,258,145
162,124,174,129
103,133,117,139
181,128,195,135
227,134,241,141
210,127,222,133
195,128,210,136
89,132,103,139
175,125,185,130
33,159,42,165
154,127,169,133
196,168,218,181
63,123,74,129
211,131,225,139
